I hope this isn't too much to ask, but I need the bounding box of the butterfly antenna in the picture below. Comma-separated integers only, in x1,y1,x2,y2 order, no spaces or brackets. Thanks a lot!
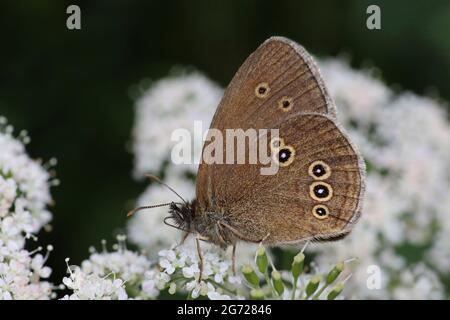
145,174,187,205
126,202,173,217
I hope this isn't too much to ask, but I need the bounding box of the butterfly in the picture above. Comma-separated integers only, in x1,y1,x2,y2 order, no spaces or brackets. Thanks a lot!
129,36,365,276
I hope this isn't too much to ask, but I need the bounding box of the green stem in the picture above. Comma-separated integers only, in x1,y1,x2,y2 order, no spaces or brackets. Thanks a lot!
206,279,237,296
298,277,305,300
264,273,277,298
291,276,298,300
312,283,330,300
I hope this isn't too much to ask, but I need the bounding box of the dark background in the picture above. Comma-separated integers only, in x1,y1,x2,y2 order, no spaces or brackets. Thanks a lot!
0,0,449,284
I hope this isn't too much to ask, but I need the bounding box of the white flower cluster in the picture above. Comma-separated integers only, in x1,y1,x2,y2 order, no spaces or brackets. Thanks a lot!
128,61,450,299
61,236,242,300
0,117,56,299
62,233,353,300
62,236,151,300
156,245,242,299
62,268,127,300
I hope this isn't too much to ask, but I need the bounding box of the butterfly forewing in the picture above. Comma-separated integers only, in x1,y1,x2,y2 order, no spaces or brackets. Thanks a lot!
208,36,337,132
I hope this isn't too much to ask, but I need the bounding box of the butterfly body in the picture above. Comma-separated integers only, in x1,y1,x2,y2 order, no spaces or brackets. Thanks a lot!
169,201,239,248
163,36,365,252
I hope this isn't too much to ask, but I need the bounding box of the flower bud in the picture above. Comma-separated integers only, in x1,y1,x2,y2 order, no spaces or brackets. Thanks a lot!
271,270,284,296
291,252,305,279
326,262,344,284
250,289,265,300
242,265,260,287
168,283,177,295
255,246,268,274
327,282,344,300
306,275,321,297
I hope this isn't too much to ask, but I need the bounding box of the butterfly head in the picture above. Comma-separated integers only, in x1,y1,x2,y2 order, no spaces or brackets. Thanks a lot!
167,201,238,248
166,200,197,233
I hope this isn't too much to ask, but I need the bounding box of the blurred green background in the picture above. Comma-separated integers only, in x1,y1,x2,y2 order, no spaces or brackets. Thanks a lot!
0,0,449,284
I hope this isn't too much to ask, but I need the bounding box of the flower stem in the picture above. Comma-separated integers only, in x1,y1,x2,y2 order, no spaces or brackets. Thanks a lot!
291,276,298,300
206,279,237,296
312,283,330,300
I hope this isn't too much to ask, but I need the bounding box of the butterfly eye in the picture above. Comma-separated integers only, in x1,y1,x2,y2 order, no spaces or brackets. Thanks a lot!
255,82,270,98
308,160,331,180
275,145,295,167
309,181,333,202
278,96,293,111
312,205,329,220
270,137,284,150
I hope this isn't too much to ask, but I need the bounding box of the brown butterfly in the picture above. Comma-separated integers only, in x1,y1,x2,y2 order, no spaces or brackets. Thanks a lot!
129,36,365,276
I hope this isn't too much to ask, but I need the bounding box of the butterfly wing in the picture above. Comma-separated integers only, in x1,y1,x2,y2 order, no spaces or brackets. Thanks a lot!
196,37,365,244
226,113,365,244
208,36,337,132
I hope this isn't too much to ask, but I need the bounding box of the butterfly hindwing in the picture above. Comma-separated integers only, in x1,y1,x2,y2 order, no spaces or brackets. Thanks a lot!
223,113,365,244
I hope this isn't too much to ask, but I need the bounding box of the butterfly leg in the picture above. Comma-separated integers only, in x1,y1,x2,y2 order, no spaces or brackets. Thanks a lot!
215,222,237,275
195,237,204,283
218,220,259,243
231,243,237,276
215,222,228,247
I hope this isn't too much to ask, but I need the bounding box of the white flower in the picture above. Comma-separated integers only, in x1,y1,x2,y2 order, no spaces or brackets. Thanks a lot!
186,280,215,299
61,236,157,300
141,270,160,298
182,264,199,279
62,268,128,300
31,253,52,279
155,244,244,298
160,258,176,275
0,176,17,218
320,58,391,128
207,291,231,300
0,118,55,300
62,237,247,300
